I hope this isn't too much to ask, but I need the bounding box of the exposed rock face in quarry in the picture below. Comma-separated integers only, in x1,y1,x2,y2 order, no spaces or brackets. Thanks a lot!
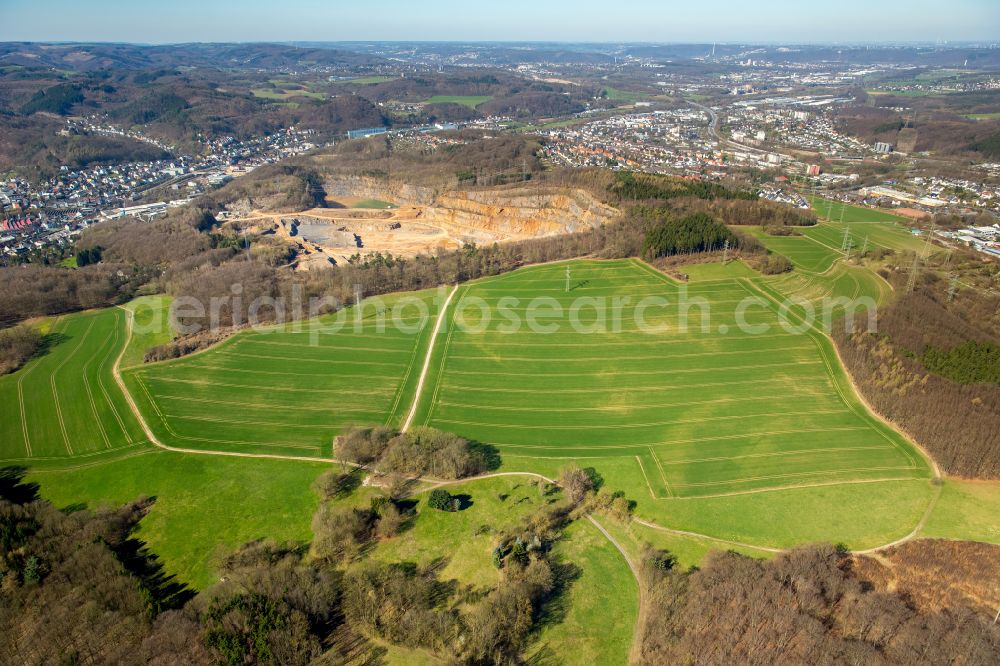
231,178,620,269
421,187,620,242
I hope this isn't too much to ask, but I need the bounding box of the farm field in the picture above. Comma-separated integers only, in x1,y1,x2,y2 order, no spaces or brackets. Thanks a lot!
412,259,932,502
805,199,926,251
124,289,445,457
748,204,922,275
423,95,492,108
764,262,890,308
602,86,649,102
745,227,842,273
251,87,325,100
3,257,946,554
332,75,394,85
807,196,907,224
0,307,149,464
6,254,987,594
680,259,757,281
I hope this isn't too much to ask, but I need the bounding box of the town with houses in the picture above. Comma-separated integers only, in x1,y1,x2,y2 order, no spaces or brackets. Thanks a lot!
3,59,999,265
0,123,323,263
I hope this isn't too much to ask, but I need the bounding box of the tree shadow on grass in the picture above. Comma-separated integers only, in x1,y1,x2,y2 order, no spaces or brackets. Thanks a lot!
0,466,40,504
451,493,473,511
531,560,583,642
35,331,70,359
108,495,196,611
469,441,502,472
392,497,420,536
112,534,196,611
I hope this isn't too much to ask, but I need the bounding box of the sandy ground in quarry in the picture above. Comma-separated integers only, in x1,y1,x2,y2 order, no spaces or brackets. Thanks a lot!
236,202,462,269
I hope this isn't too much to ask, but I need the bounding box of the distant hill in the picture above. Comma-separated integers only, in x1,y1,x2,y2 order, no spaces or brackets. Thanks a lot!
0,42,385,72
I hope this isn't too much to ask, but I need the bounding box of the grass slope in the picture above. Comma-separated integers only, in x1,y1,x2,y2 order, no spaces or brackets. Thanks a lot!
423,95,492,109
29,450,326,589
0,308,149,463
120,295,174,370
414,260,929,501
125,289,445,457
528,519,637,665
369,476,637,665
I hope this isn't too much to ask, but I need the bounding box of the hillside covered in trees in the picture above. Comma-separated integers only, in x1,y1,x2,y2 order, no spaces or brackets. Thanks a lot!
835,273,1000,478
636,543,999,665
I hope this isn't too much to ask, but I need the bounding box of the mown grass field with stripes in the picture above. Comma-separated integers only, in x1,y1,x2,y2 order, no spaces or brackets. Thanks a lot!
0,255,959,564
123,289,444,457
0,307,149,464
409,259,930,498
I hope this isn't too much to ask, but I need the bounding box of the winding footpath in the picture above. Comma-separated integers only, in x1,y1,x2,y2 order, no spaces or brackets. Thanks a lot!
110,295,951,660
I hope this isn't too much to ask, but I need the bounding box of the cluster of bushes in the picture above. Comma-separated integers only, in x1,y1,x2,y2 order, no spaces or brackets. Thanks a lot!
143,326,226,363
763,224,801,236
557,465,636,522
310,494,405,562
342,527,560,664
751,253,793,275
74,246,102,267
0,324,42,375
335,425,499,479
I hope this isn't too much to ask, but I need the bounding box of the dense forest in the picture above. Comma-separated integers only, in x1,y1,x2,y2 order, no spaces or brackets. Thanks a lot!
835,274,1000,478
642,212,739,257
636,543,999,665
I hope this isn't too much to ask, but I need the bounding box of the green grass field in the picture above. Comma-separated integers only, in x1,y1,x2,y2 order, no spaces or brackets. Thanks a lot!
0,307,149,463
332,76,394,85
681,259,757,281
602,87,649,102
529,519,636,665
409,260,930,502
29,450,327,589
120,295,174,370
353,198,397,209
423,95,492,109
124,289,445,457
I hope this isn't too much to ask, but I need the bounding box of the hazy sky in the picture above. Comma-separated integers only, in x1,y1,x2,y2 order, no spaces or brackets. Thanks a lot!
1,0,997,44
